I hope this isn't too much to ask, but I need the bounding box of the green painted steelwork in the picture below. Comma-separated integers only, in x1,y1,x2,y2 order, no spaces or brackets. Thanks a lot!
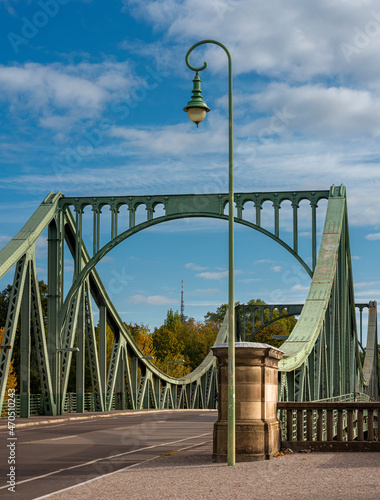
0,185,379,420
236,303,303,342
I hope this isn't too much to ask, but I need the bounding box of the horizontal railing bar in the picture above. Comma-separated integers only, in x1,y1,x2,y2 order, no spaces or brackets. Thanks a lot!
278,402,380,410
280,441,380,452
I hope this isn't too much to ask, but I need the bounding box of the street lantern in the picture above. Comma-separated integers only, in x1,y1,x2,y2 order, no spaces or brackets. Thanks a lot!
184,39,235,466
183,72,210,127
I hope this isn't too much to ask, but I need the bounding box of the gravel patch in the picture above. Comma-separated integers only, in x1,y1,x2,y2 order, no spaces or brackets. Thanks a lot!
43,442,380,500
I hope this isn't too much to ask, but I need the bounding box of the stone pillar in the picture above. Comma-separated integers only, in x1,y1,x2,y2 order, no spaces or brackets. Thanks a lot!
212,342,284,462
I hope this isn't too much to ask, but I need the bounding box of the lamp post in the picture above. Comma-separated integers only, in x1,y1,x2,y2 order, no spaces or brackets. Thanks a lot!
167,359,185,375
184,40,235,466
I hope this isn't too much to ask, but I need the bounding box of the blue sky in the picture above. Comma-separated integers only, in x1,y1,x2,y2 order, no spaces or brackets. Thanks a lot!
1,1,380,339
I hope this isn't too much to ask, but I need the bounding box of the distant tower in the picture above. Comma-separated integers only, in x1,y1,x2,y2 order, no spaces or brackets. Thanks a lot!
181,280,187,322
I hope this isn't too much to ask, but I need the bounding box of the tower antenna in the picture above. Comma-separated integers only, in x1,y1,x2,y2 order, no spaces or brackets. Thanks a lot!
181,280,187,322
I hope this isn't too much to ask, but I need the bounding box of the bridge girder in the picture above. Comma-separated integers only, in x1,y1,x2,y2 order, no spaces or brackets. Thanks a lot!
0,185,378,417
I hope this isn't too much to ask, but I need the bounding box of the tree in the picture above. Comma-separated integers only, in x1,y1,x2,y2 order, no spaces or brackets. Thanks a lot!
0,327,17,393
150,309,220,376
0,281,48,394
204,303,229,325
205,299,297,348
152,311,187,376
126,322,154,359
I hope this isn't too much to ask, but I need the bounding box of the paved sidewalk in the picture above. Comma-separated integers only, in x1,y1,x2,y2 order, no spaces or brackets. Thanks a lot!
38,441,380,500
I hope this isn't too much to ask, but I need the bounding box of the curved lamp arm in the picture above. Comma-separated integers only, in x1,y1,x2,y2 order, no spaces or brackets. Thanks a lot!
185,39,231,73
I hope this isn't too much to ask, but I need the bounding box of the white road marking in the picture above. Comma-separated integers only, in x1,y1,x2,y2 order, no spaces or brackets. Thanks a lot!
0,432,211,492
23,434,79,444
49,434,79,441
33,440,211,499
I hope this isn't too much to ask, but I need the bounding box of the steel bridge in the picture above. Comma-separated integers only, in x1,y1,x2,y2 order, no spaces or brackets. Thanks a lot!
0,185,379,417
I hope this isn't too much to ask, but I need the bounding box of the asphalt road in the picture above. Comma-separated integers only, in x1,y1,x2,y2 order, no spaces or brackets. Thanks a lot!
0,410,216,500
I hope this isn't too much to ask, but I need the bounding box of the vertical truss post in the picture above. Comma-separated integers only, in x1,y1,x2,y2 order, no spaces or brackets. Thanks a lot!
47,216,62,414
99,305,107,408
274,202,280,238
74,208,83,275
30,256,55,415
311,201,317,271
131,355,138,404
84,280,104,411
292,201,298,253
111,206,118,239
115,348,125,410
76,287,85,413
0,256,28,415
92,207,100,256
20,261,31,418
129,203,135,228
60,290,82,413
105,336,121,411
143,372,151,408
255,201,261,226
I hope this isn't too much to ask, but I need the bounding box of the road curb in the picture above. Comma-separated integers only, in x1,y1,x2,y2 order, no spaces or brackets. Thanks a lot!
0,409,216,429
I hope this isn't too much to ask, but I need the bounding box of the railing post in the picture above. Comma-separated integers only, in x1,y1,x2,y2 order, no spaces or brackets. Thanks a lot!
327,409,334,441
306,409,313,441
357,410,364,441
317,409,323,441
297,410,304,441
337,409,343,441
287,409,293,441
368,410,374,441
347,409,354,441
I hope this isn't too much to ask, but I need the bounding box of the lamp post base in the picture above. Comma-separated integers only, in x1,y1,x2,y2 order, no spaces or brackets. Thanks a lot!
212,419,282,462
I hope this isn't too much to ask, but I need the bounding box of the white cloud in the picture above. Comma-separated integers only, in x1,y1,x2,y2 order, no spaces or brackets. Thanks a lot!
291,284,309,291
129,294,178,306
196,270,242,280
0,60,142,130
124,0,380,83
239,83,380,139
355,289,380,297
364,233,380,240
272,266,282,272
354,281,380,289
110,114,226,156
196,271,228,280
185,262,208,271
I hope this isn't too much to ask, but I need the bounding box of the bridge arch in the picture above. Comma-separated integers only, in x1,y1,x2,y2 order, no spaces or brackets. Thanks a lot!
59,211,314,329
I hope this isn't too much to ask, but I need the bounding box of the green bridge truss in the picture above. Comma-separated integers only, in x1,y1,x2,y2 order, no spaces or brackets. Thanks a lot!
0,186,378,417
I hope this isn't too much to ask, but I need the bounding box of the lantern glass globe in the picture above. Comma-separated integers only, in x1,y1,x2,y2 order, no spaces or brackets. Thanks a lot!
187,107,207,127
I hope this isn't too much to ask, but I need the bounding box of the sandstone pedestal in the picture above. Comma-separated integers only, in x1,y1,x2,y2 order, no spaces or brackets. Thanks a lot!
212,342,284,462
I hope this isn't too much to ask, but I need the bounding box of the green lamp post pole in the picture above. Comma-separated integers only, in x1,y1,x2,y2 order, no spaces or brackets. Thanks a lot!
184,40,235,466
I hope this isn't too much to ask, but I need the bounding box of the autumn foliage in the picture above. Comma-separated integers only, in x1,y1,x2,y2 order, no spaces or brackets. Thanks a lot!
0,327,17,393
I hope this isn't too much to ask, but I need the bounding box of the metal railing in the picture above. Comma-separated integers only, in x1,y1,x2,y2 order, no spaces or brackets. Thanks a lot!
278,397,379,451
1,393,117,418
